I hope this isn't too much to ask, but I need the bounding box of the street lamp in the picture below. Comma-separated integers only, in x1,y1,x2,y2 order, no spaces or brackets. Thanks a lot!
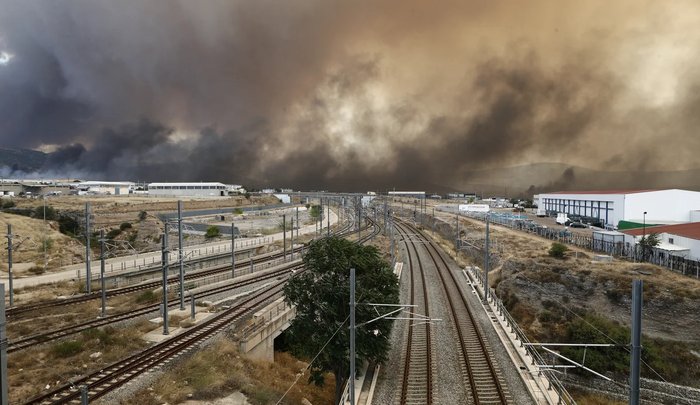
642,211,647,261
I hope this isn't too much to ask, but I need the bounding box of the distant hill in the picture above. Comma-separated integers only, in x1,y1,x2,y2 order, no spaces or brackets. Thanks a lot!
452,163,700,197
0,148,48,172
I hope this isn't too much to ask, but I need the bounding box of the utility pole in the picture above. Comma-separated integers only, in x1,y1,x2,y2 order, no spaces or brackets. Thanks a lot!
1,283,8,405
295,206,299,242
455,213,460,249
99,230,106,318
178,201,185,310
290,218,294,261
484,215,490,304
6,225,13,307
85,202,92,294
161,223,169,335
283,214,287,262
349,267,356,405
630,280,643,405
80,385,88,405
231,222,236,278
390,215,395,266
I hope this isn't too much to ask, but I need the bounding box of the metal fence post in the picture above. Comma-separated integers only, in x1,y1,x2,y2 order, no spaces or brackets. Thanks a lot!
80,385,88,404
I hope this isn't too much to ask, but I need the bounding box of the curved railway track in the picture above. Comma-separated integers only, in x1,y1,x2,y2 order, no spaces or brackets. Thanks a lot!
395,218,510,404
7,218,356,319
19,215,382,404
398,223,433,405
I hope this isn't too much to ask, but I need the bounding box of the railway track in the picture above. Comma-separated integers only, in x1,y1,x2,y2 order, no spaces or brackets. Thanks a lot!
21,215,381,404
395,218,511,404
6,219,356,319
398,222,433,404
8,262,303,353
23,279,290,405
9,217,374,353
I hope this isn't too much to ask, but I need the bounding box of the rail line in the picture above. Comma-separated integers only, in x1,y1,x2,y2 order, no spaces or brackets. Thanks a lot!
21,215,381,404
9,220,361,352
395,218,510,404
398,221,433,404
6,218,355,319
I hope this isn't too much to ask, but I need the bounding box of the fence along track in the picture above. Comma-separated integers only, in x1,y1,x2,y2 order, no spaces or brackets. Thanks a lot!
396,218,510,404
398,224,433,405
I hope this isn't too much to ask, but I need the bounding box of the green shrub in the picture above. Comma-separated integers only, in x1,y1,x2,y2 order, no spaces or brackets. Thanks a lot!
120,222,133,231
33,205,57,220
1,199,15,209
136,290,158,304
548,242,568,259
28,266,45,275
138,211,148,221
205,226,221,239
52,340,83,358
233,208,243,215
106,228,122,239
58,215,80,236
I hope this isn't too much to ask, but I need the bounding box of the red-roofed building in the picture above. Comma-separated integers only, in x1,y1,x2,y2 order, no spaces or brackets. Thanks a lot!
621,222,700,260
536,189,700,228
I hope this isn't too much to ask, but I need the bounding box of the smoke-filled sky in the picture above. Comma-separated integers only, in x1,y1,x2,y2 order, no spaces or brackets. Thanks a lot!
1,1,700,191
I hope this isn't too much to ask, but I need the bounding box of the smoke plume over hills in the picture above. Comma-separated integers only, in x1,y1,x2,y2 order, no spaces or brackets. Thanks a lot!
1,1,700,192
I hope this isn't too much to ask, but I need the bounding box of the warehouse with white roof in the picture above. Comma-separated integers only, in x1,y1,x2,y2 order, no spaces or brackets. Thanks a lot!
537,189,700,228
148,182,230,197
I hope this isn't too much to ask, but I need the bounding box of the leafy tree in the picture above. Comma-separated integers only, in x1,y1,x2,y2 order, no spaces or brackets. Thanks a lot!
58,214,80,236
639,232,661,261
204,225,220,239
283,236,399,403
1,199,15,209
548,242,568,259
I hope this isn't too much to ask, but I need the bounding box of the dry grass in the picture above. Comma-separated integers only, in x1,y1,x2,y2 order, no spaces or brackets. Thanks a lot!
0,212,85,271
8,320,153,403
124,339,335,405
568,388,626,405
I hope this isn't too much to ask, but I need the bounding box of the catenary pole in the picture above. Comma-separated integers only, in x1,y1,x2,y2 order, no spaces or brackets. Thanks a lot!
283,214,287,262
630,280,643,405
349,267,356,405
327,198,330,237
6,225,13,307
178,201,185,310
161,223,169,335
100,230,106,317
484,215,490,304
85,202,92,293
231,222,236,278
1,283,8,405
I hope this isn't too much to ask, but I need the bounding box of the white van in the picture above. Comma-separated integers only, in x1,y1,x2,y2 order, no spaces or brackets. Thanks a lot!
556,213,570,226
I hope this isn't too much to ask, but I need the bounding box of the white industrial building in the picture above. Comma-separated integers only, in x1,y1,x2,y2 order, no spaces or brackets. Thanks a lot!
148,182,230,197
537,189,700,228
77,181,134,195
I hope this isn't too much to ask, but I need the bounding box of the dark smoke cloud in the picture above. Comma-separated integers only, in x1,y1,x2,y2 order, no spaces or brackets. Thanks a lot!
1,1,700,191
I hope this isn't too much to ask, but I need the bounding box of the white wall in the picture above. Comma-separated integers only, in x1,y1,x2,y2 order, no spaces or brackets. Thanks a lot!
625,190,700,224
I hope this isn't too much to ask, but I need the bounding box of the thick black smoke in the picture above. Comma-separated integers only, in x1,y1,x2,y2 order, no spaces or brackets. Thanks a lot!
2,1,700,192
